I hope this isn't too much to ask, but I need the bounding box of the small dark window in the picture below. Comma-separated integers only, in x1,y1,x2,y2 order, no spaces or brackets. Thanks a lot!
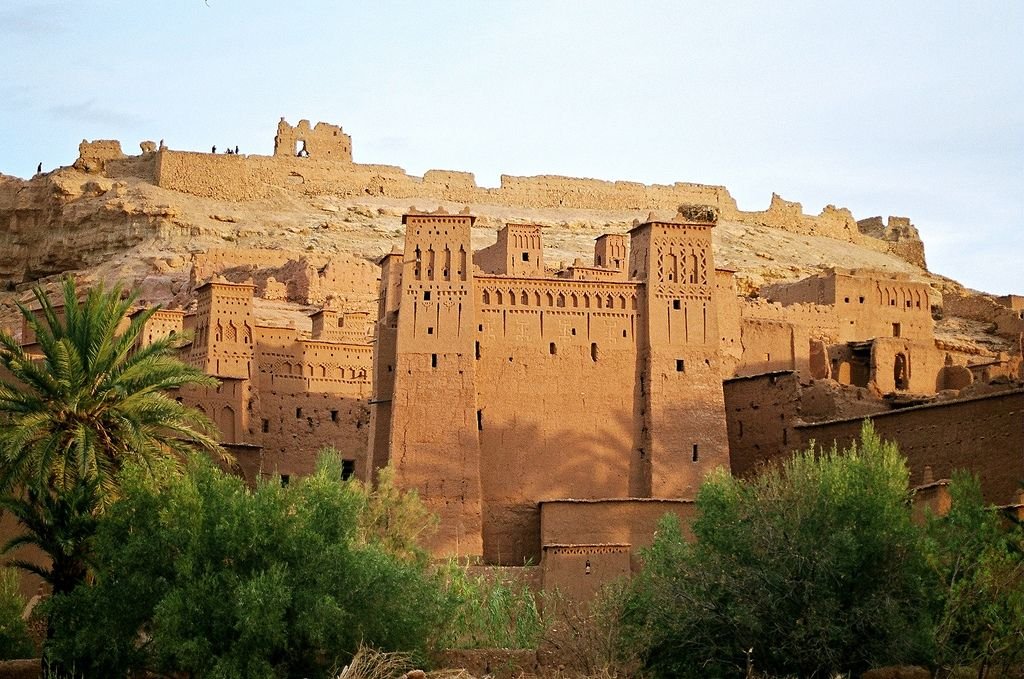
622,329,627,337
692,444,699,462
476,409,483,431
673,300,681,310
280,475,290,487
423,291,431,301
676,359,685,372
431,353,438,368
521,252,530,262
330,410,338,422
261,418,270,433
844,297,850,303
341,459,356,481
427,326,434,335
571,328,577,336
387,364,393,372
478,324,483,332
591,342,598,362
549,342,557,355
859,296,865,303
295,408,302,418
892,323,901,337
738,421,744,438
782,428,788,445
475,341,481,360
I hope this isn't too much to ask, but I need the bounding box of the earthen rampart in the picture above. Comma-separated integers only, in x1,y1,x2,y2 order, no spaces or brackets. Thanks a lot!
140,119,927,266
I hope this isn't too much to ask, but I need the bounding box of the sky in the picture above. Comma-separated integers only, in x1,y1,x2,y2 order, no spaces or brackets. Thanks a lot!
0,1,1021,294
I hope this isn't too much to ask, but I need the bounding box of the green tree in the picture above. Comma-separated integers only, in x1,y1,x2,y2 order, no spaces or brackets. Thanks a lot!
46,455,455,678
926,472,1024,678
622,422,933,678
0,277,220,510
0,278,220,672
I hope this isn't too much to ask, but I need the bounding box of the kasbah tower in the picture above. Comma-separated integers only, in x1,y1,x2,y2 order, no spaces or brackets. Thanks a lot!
368,204,727,586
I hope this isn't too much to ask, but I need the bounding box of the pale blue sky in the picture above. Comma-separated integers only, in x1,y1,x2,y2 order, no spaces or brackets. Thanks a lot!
0,1,1020,294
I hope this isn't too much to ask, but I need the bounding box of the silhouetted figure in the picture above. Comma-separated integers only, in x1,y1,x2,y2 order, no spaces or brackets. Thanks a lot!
234,145,239,154
36,162,42,174
212,145,217,154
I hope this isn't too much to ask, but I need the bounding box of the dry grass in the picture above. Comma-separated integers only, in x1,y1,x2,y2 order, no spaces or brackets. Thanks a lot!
334,645,413,679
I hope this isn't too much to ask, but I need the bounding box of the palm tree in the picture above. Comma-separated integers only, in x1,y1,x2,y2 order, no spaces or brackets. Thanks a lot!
0,277,222,506
0,277,224,671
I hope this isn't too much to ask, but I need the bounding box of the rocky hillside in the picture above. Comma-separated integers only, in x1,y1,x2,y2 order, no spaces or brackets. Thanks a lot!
0,153,1009,357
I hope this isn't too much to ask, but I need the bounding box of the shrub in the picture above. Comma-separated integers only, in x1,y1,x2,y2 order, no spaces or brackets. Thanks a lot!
46,455,453,678
0,568,33,660
925,472,1024,677
621,422,933,678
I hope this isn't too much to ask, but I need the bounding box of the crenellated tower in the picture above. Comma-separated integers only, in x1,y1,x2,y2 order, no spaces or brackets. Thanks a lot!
369,211,484,558
630,206,729,497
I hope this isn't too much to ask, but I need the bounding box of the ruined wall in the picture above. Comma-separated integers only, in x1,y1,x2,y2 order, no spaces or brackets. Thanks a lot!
273,119,352,161
74,140,125,173
795,389,1024,505
724,371,802,478
191,248,379,308
944,291,1024,341
857,216,927,269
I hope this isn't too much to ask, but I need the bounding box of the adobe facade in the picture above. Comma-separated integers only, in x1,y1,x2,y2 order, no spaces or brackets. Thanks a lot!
134,280,374,483
367,207,730,568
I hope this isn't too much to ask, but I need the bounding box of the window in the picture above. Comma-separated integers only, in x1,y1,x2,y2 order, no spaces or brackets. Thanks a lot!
550,342,557,355
844,297,850,303
673,300,681,310
692,444,699,462
476,409,483,431
591,343,598,362
427,326,434,335
330,410,338,422
280,475,290,487
295,407,302,418
892,323,901,337
676,359,685,372
475,341,481,360
341,459,356,481
423,291,431,301
261,418,270,433
859,296,865,303
521,252,530,262
431,353,438,368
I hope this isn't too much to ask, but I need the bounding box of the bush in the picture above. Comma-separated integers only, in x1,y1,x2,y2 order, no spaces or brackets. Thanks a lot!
46,455,454,678
622,422,933,678
926,472,1024,677
0,568,33,660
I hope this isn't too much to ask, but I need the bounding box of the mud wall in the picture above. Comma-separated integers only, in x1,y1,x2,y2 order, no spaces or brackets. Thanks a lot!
795,389,1024,505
